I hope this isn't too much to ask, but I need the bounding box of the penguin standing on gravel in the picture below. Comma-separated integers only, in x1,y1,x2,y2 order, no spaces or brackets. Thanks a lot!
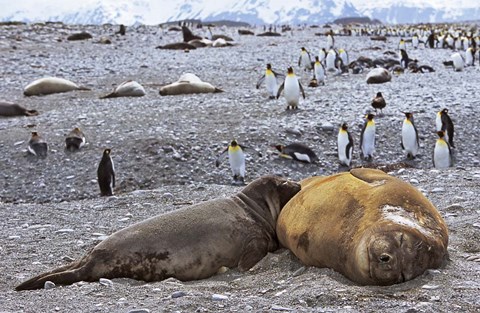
400,49,409,68
65,127,86,151
360,113,376,161
327,33,335,49
433,130,453,169
371,92,386,115
273,142,318,163
215,139,247,185
451,52,464,71
27,131,48,158
399,38,406,51
412,34,419,49
97,148,115,196
298,47,313,72
318,48,327,64
337,123,354,167
465,47,475,66
401,112,420,159
435,108,455,148
256,63,284,99
276,67,305,110
314,56,326,85
325,49,337,72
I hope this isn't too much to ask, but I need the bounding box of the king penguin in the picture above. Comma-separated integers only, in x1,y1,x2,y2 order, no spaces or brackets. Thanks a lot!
65,127,86,151
466,47,475,66
337,123,354,167
412,34,419,49
27,131,48,158
338,49,349,67
314,56,326,85
433,130,453,169
371,92,386,115
401,112,420,159
215,139,246,185
399,38,406,51
400,49,409,69
360,113,376,161
435,108,455,148
97,148,115,196
273,143,318,163
325,49,337,72
327,33,335,49
451,52,464,71
276,67,305,110
318,48,327,64
256,63,284,99
298,47,313,71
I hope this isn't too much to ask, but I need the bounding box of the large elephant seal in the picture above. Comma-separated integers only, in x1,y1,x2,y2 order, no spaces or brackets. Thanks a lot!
24,77,90,96
366,68,392,84
16,175,301,290
0,101,38,117
277,168,448,286
159,73,223,96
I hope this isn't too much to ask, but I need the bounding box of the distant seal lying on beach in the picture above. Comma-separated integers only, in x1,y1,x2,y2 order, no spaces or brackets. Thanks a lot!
100,80,146,98
16,175,301,290
366,68,392,84
24,77,90,96
0,101,38,117
159,73,223,95
277,168,448,286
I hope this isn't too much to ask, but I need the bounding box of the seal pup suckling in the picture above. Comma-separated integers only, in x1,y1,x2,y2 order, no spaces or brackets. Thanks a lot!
15,175,301,290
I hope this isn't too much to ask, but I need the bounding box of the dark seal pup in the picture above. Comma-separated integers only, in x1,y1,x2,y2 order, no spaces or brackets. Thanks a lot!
0,101,38,117
16,175,301,290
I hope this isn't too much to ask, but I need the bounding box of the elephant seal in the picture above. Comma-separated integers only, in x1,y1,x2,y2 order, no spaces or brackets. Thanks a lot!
24,77,90,96
277,168,448,286
100,80,146,98
366,68,392,84
0,101,38,117
159,73,223,96
156,42,197,50
16,175,301,290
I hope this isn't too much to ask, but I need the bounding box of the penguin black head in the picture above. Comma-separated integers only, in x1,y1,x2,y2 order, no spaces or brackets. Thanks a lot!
341,123,348,131
441,108,449,114
287,67,294,74
437,130,445,138
31,131,38,137
301,47,306,51
376,92,383,97
315,56,319,62
266,63,272,70
403,112,413,119
273,144,285,153
366,113,375,120
103,148,111,155
230,140,238,147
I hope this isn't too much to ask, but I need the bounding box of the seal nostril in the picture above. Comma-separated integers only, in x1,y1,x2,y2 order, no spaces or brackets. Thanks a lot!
379,254,391,263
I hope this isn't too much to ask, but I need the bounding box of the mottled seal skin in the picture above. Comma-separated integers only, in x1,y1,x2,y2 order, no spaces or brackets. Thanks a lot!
366,68,392,84
24,77,90,96
277,168,448,286
159,73,223,96
0,101,38,117
16,175,301,290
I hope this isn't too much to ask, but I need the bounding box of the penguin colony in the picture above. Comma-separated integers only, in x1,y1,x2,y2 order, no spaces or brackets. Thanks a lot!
3,21,474,198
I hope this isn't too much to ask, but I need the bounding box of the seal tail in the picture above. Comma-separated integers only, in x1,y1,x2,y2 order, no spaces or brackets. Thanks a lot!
99,92,116,99
77,86,91,91
15,255,96,291
214,88,224,93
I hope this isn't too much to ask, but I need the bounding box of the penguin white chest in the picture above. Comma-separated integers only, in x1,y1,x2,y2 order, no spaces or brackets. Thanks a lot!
314,63,325,82
435,114,442,131
451,53,464,71
434,141,451,169
326,52,336,71
265,73,277,97
284,76,300,106
337,132,352,165
228,149,245,177
402,121,418,156
361,125,375,157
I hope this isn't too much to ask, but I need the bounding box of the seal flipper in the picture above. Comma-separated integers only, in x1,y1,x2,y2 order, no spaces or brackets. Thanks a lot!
237,238,270,271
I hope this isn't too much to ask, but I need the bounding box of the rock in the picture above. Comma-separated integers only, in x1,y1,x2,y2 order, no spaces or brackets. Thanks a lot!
271,305,293,311
212,294,229,301
99,278,113,287
171,291,186,298
44,281,56,290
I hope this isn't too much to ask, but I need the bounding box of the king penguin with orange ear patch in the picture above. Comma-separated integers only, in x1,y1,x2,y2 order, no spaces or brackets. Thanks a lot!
256,63,284,99
215,140,246,185
433,130,453,169
97,148,115,196
337,123,354,167
27,132,48,158
298,47,313,71
401,112,420,159
276,67,305,110
360,114,376,161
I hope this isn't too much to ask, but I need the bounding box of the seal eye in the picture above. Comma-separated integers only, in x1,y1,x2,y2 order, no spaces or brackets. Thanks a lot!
379,254,391,263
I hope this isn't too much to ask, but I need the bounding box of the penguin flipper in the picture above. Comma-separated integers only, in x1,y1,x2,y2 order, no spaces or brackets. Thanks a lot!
298,55,301,67
299,82,306,99
272,71,285,79
215,148,228,167
276,82,285,99
256,75,265,89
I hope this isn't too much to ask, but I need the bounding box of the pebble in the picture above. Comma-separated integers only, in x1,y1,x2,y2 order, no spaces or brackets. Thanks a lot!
320,122,334,131
99,278,113,287
271,305,293,311
430,187,445,193
44,281,56,290
409,178,419,184
211,294,228,301
421,284,440,290
171,291,186,298
8,235,20,240
55,228,74,234
128,310,150,313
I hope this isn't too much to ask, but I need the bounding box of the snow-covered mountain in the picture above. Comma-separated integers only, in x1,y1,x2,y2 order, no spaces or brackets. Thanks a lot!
0,0,478,25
